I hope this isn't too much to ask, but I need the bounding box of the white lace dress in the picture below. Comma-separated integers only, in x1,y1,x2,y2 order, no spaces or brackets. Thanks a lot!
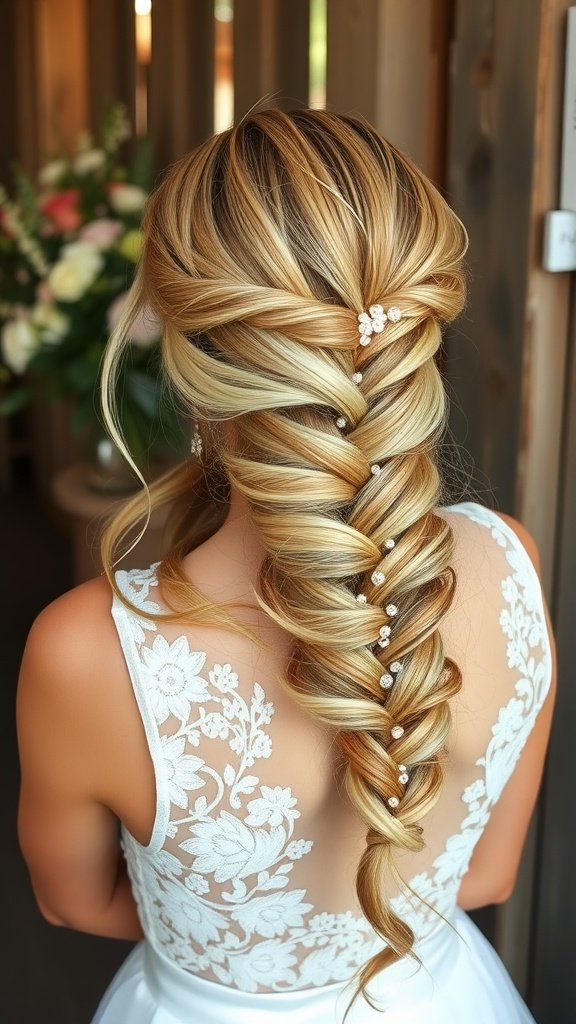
92,503,552,1023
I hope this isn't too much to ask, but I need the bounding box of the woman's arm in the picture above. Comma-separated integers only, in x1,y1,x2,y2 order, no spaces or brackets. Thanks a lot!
457,514,557,910
16,579,144,940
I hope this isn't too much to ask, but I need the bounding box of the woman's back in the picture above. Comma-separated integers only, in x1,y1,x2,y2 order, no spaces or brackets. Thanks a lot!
17,109,556,1023
101,502,552,997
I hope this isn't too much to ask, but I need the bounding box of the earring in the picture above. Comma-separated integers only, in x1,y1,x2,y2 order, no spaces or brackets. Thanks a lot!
190,424,203,458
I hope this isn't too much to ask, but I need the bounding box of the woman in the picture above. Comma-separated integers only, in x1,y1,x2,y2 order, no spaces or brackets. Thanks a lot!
17,109,555,1023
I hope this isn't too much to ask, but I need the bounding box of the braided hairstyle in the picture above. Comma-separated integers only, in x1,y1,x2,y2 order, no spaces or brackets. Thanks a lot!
101,108,467,1004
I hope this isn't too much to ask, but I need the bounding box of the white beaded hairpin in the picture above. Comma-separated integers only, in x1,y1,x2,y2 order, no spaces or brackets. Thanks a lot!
190,426,203,458
378,660,404,691
358,304,402,347
388,763,410,810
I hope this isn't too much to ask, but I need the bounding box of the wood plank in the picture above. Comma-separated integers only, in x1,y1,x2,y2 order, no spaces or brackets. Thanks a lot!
0,0,39,178
86,0,136,138
233,0,310,119
149,0,215,166
529,291,576,1019
35,0,89,154
444,0,543,515
517,0,573,585
326,0,451,182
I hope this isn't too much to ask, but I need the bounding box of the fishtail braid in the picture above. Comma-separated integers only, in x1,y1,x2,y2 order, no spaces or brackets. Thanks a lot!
101,108,468,1009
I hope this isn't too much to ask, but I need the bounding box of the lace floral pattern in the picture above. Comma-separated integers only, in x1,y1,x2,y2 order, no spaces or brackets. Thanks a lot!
120,643,376,987
394,504,553,935
113,503,552,991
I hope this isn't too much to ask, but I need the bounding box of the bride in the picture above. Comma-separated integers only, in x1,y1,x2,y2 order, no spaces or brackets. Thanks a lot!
17,108,555,1022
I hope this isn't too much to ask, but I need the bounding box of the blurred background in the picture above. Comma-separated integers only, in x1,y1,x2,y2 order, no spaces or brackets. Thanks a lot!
1,1,575,1021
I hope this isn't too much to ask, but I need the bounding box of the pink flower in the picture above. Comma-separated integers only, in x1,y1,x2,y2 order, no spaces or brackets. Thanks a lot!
0,209,16,238
35,280,53,303
107,291,161,348
80,218,123,250
40,189,81,232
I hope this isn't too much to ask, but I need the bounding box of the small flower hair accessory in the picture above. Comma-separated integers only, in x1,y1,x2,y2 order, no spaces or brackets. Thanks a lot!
190,425,202,458
358,304,402,346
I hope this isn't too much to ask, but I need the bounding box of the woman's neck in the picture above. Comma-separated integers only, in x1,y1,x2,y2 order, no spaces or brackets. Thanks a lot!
182,485,268,603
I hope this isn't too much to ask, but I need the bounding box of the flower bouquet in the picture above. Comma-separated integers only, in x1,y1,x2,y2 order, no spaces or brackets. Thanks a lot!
0,103,184,485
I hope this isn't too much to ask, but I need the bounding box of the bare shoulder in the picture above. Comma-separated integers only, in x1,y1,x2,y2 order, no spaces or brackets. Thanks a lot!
441,504,541,578
19,574,123,708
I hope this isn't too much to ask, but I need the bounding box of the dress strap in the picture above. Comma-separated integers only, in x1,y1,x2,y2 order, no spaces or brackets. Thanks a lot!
111,566,170,852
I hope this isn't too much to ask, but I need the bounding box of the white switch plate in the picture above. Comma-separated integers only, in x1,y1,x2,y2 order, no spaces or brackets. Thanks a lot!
543,210,576,271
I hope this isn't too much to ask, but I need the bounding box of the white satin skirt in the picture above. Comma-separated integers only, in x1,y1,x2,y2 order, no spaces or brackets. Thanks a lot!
92,909,536,1023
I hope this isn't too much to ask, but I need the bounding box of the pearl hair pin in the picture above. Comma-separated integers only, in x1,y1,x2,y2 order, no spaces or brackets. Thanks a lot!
190,427,202,458
358,304,403,347
371,570,386,586
336,416,347,429
391,724,404,740
352,371,363,384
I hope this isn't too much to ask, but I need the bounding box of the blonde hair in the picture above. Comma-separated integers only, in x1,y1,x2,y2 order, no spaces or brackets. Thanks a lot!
101,108,467,1006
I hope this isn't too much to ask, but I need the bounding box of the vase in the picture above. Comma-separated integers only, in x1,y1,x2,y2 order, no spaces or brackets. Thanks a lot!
85,434,140,495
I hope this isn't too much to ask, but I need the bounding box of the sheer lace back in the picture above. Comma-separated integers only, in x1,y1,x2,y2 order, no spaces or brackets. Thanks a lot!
112,503,552,993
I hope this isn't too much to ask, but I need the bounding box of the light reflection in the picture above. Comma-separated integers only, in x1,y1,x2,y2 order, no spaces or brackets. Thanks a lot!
215,0,234,132
309,0,327,109
135,0,152,136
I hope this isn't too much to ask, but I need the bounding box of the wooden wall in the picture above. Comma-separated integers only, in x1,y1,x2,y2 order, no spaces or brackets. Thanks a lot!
2,2,575,1013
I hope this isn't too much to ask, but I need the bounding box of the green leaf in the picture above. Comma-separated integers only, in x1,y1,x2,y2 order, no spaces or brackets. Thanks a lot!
130,135,154,190
10,165,40,230
70,394,97,433
64,358,100,392
124,367,161,419
0,384,32,415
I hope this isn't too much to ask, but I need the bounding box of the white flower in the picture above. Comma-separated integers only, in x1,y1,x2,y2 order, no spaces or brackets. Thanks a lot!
48,240,104,301
358,311,373,336
209,663,239,693
285,839,313,860
492,697,526,745
217,940,298,992
160,877,227,944
108,182,147,214
251,732,272,759
181,810,287,882
309,912,336,932
461,778,486,808
245,786,299,827
1,318,39,373
200,712,230,740
31,302,69,344
231,889,313,938
161,735,205,808
140,635,209,724
38,159,68,188
151,847,185,878
73,148,106,175
185,873,210,896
